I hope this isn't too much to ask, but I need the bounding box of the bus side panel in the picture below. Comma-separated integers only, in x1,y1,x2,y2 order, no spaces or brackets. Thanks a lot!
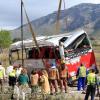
65,50,96,79
80,50,96,69
66,57,80,78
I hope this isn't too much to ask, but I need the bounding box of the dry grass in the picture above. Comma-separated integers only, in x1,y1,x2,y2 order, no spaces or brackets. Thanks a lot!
0,49,26,68
93,46,100,65
0,49,9,67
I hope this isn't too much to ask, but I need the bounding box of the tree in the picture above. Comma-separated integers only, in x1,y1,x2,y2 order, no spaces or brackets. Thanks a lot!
0,30,12,48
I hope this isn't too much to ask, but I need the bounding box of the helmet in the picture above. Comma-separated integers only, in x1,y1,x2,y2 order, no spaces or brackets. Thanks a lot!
51,63,56,68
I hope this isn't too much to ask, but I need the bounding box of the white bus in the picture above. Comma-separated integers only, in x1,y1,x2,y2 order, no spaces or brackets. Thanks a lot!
9,30,98,83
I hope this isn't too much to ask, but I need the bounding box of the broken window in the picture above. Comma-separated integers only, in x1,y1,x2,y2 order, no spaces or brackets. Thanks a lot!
65,33,91,58
66,33,90,50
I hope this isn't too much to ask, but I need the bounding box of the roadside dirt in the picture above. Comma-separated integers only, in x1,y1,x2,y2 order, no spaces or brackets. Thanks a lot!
0,85,99,100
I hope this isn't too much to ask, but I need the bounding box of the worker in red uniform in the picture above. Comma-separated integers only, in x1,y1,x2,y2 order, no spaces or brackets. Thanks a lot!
49,63,59,95
59,61,68,93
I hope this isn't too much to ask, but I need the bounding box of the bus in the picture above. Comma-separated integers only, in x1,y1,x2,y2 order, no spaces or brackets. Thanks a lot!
9,30,98,83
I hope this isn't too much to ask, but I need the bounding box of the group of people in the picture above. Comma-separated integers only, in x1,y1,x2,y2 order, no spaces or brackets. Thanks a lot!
30,61,68,95
77,64,99,100
0,61,99,100
0,61,68,95
0,62,28,91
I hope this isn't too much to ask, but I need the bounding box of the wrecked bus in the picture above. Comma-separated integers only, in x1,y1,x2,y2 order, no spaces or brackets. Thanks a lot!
9,30,97,83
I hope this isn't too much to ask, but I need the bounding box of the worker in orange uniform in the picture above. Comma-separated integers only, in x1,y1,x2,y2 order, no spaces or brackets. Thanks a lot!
59,62,68,93
49,63,59,95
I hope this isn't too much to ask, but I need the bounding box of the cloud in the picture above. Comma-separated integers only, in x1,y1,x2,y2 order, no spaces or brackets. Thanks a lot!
90,0,100,4
0,0,59,29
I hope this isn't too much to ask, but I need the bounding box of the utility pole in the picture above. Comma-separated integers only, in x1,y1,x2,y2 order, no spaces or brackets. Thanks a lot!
21,0,24,66
63,0,67,31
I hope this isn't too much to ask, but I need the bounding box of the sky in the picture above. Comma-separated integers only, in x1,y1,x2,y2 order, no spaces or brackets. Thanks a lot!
0,0,100,30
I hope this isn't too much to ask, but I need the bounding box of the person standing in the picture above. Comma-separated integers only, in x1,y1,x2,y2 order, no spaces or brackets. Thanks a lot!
84,69,97,100
0,62,5,92
40,70,50,94
18,68,29,100
30,69,39,93
59,62,68,93
77,63,87,91
6,64,13,77
16,64,23,78
9,67,16,89
49,63,59,95
18,68,29,87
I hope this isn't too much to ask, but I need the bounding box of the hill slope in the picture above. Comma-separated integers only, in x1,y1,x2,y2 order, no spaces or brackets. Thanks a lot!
11,3,100,39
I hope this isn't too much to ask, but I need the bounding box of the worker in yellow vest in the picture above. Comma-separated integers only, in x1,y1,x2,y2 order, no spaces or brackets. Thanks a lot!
84,69,97,100
9,67,16,89
77,63,87,91
0,62,5,92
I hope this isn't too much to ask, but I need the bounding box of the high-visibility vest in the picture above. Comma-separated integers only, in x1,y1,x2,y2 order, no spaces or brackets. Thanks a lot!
49,68,58,80
87,73,96,85
0,69,3,78
79,66,86,77
9,70,16,77
60,68,67,78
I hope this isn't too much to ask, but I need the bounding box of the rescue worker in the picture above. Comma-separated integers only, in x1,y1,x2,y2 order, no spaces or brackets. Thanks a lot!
30,69,39,93
59,61,68,93
6,64,13,77
0,62,5,92
49,63,59,95
77,63,87,91
84,69,97,100
40,70,50,94
9,67,16,89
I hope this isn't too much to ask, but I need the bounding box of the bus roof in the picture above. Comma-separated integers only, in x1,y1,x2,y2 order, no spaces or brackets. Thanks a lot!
10,30,86,50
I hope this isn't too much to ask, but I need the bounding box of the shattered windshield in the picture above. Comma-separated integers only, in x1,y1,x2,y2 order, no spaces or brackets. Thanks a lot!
65,33,90,50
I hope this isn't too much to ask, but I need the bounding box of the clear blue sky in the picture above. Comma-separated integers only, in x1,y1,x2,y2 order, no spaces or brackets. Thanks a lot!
0,0,100,30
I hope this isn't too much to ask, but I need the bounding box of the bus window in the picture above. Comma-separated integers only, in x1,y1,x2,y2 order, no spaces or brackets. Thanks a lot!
55,47,60,59
39,47,43,58
28,49,33,58
65,33,91,58
28,47,46,59
66,33,90,50
76,36,90,49
59,37,68,42
34,48,39,59
44,47,50,59
49,47,55,59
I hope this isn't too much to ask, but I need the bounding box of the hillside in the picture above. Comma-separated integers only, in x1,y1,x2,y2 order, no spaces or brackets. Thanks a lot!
11,3,100,39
